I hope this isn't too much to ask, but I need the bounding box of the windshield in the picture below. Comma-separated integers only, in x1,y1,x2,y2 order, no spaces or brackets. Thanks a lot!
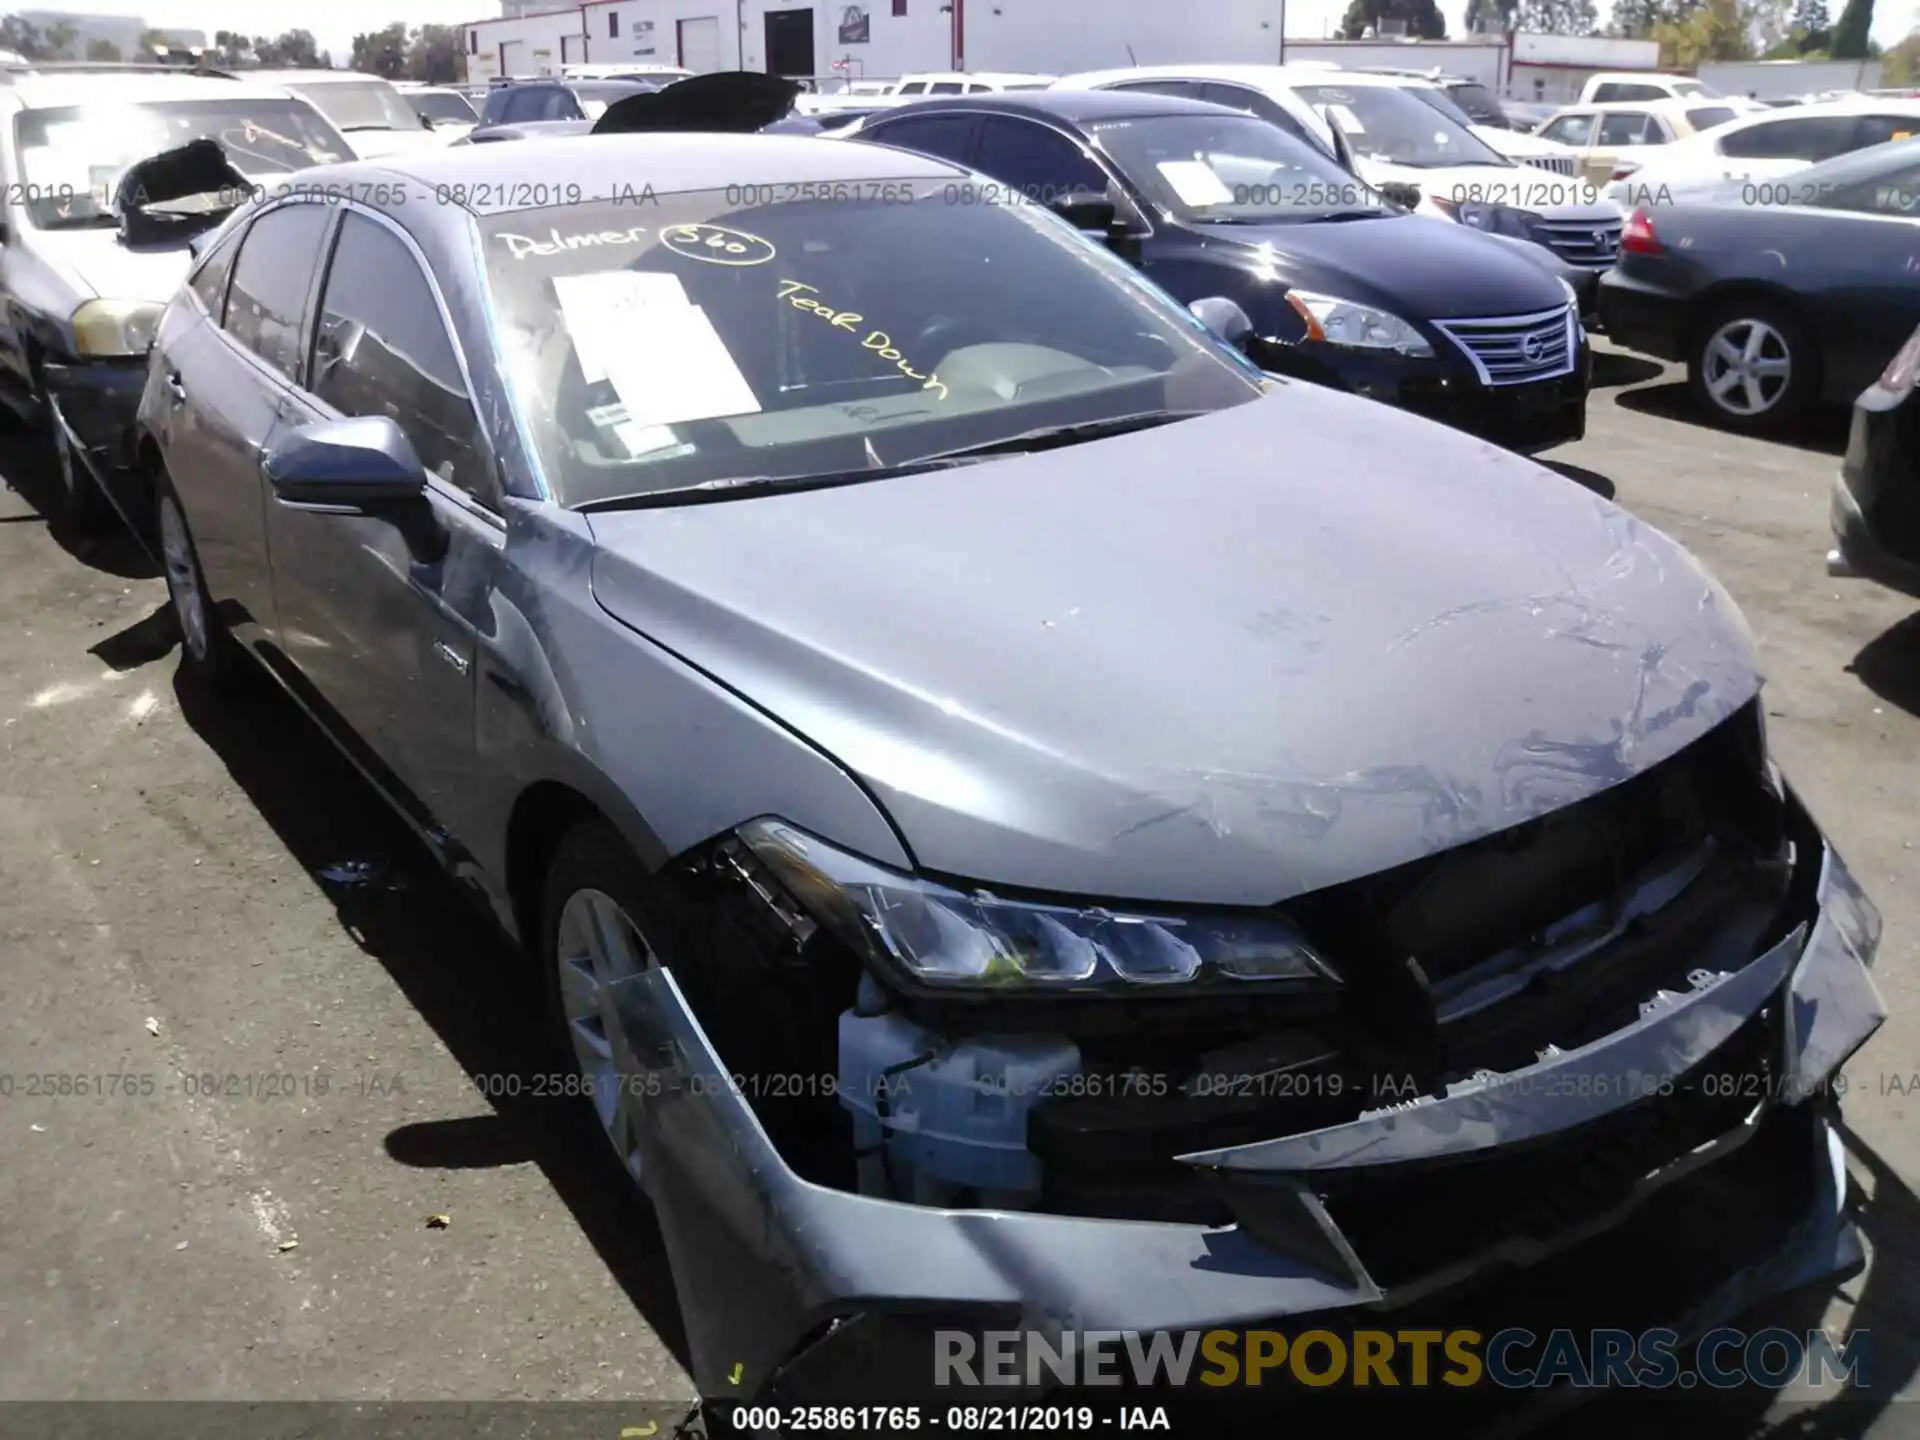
11,99,351,228
409,90,477,123
1293,84,1508,168
1448,82,1508,125
291,79,420,133
481,186,1265,507
1401,85,1478,129
1093,113,1392,223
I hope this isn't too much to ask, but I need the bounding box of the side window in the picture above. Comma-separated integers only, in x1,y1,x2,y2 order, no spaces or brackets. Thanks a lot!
482,89,513,124
1596,111,1651,146
309,213,491,505
1719,115,1861,160
188,219,247,323
971,117,1108,198
1854,113,1920,148
1109,80,1203,100
543,89,578,119
928,81,965,94
1542,113,1594,146
1643,115,1675,143
500,88,541,121
1595,83,1663,102
863,113,978,164
895,81,926,94
224,202,333,381
1809,161,1920,216
1201,83,1316,144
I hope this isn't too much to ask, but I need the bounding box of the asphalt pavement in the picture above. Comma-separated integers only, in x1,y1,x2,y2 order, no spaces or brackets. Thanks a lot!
0,343,1916,1436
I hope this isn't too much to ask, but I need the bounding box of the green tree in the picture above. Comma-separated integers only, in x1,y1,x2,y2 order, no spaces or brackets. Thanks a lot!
1520,0,1601,34
1830,0,1874,56
1610,0,1670,36
406,24,461,83
84,38,121,61
1653,0,1756,65
0,16,48,57
1465,0,1519,30
41,20,77,58
1338,0,1448,38
1882,27,1920,81
350,22,409,77
210,29,252,64
1789,0,1833,39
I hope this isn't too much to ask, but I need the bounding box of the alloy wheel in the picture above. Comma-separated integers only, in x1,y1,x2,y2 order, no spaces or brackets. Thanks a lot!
554,887,659,1181
1702,317,1792,418
158,496,209,663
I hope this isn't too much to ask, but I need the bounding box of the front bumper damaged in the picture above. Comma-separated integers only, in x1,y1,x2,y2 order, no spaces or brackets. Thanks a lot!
606,815,1885,1414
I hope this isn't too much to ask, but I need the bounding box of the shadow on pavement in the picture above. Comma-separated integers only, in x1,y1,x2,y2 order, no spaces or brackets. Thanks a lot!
155,639,692,1373
1846,612,1920,720
1592,351,1666,390
1614,384,1852,458
0,425,159,581
1543,460,1617,500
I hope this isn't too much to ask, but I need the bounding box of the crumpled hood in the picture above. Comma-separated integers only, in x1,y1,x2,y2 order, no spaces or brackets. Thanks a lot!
44,226,201,302
586,385,1760,907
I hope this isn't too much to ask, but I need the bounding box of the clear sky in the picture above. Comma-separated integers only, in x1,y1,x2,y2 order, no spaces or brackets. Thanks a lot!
34,0,1920,70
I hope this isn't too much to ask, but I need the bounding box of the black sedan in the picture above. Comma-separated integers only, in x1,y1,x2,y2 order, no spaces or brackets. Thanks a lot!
852,90,1591,453
1600,136,1920,433
1831,319,1920,595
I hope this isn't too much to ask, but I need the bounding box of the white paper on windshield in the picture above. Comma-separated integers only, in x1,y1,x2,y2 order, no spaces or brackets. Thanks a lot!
552,271,693,385
602,304,761,429
1156,160,1235,207
613,422,695,459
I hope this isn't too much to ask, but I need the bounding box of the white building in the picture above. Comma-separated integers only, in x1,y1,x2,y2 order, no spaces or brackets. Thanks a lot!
459,2,1661,94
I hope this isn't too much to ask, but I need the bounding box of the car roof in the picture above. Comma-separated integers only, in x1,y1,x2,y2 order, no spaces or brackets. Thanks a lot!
4,71,301,106
873,88,1250,124
1054,64,1409,92
337,131,967,213
248,69,389,85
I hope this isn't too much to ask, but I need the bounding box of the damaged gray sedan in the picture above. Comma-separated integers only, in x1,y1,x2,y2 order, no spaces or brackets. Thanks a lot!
135,131,1887,1418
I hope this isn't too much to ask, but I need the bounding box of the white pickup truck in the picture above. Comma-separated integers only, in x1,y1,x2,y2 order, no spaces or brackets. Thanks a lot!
1577,71,1765,111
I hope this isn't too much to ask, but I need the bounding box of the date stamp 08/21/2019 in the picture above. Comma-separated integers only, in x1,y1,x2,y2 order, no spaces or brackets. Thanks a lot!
0,1070,407,1101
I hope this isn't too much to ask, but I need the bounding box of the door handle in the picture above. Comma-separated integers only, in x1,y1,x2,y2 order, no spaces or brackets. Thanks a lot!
165,370,186,405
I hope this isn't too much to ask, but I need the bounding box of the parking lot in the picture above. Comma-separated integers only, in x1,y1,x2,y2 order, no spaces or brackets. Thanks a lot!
1,339,1918,1434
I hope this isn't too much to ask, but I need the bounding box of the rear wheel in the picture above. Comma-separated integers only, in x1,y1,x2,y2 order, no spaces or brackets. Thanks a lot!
1687,298,1818,434
156,473,240,690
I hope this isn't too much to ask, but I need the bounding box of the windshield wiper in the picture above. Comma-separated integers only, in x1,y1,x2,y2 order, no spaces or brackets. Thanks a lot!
577,410,1207,513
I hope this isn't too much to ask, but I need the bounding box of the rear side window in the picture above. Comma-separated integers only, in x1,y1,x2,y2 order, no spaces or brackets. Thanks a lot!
1854,113,1920,147
224,202,333,381
929,81,965,94
1687,106,1736,130
309,213,491,505
863,113,978,164
1719,115,1862,160
1200,83,1318,146
1593,83,1665,102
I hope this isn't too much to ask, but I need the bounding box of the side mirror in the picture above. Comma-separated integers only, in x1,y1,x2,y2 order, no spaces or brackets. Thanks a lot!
1047,187,1119,236
1190,296,1255,350
1378,181,1423,210
1321,107,1360,176
263,415,430,510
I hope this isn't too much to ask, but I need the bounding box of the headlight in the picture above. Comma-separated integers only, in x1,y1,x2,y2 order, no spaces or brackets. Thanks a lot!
71,299,164,358
733,818,1342,994
1283,289,1433,357
1430,197,1543,240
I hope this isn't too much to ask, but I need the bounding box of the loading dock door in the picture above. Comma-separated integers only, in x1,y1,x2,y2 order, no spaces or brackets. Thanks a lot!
561,33,586,62
499,38,528,76
763,8,815,77
677,15,722,73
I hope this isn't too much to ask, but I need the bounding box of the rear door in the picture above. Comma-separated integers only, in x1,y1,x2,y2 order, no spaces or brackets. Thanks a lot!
262,206,494,846
165,200,335,648
1715,113,1864,185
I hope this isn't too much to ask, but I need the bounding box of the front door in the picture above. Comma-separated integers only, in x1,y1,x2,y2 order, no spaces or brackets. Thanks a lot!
763,8,815,77
262,207,492,847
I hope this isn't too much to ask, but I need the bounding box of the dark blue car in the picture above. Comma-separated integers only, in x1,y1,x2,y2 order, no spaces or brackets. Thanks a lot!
853,89,1593,453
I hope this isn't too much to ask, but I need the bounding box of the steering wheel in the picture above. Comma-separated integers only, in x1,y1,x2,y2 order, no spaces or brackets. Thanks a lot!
910,313,1005,365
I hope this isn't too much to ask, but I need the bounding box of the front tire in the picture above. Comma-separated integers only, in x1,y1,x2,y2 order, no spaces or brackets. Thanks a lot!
540,819,667,1188
1688,298,1818,434
156,473,239,690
